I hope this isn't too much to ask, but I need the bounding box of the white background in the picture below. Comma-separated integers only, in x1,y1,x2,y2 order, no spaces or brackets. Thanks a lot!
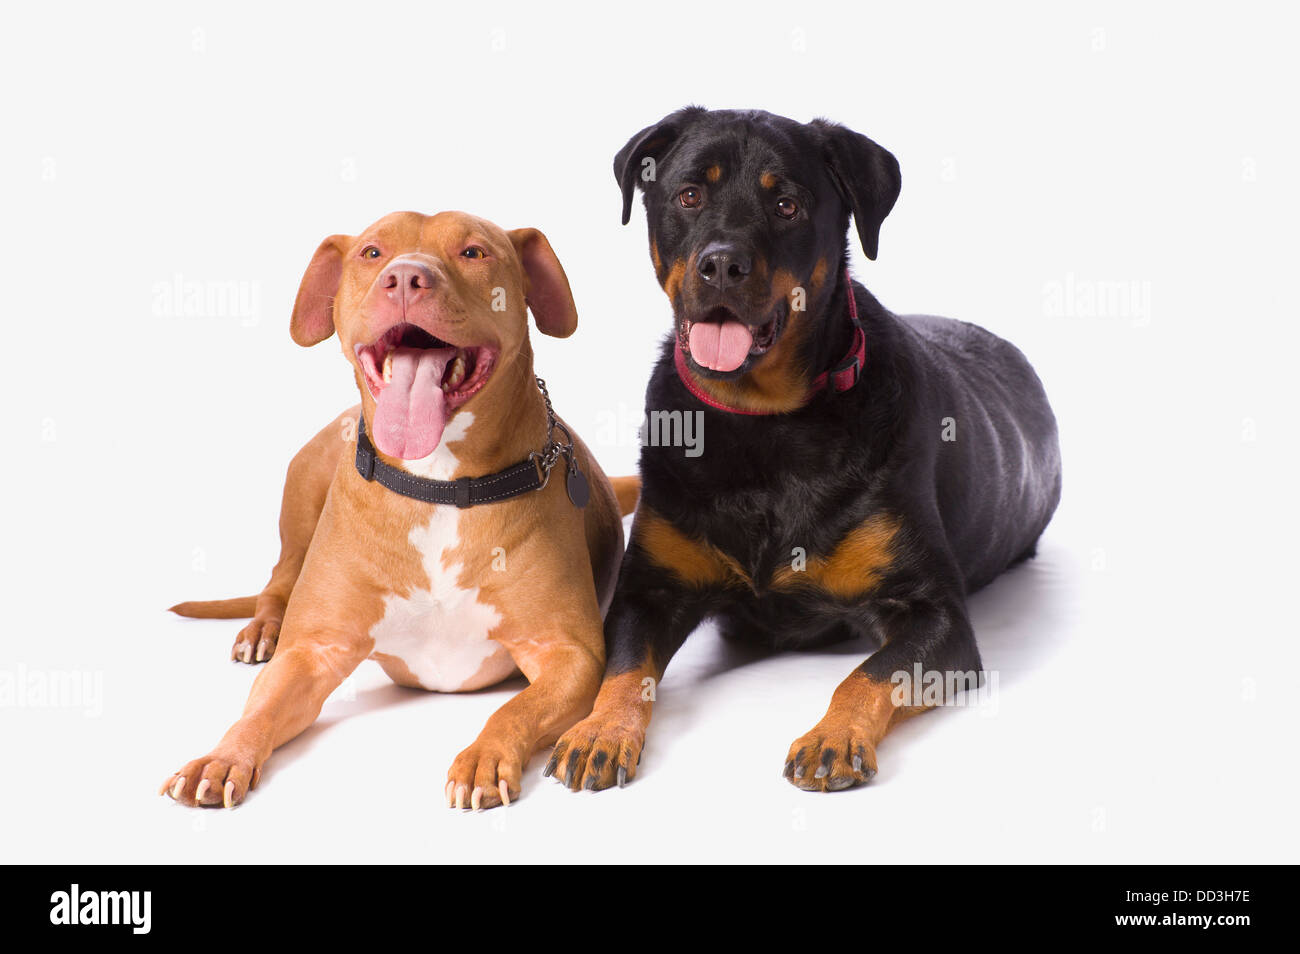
1,1,1296,863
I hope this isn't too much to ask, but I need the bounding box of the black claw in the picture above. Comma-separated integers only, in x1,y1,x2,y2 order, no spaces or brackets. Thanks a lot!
782,759,795,778
591,750,609,774
565,749,583,790
815,749,835,778
542,752,560,779
584,773,598,791
827,776,856,792
616,765,628,788
851,753,863,774
794,763,806,779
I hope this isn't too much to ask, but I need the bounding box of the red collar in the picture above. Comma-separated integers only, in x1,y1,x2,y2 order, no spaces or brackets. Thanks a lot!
673,268,866,416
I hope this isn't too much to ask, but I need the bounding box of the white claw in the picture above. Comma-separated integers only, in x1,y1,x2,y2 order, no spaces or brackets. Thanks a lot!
195,779,210,804
499,780,511,807
223,780,235,808
170,776,186,799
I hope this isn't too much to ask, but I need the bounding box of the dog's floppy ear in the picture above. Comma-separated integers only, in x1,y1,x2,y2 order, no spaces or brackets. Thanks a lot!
813,120,901,260
614,107,701,225
290,234,349,346
508,227,578,338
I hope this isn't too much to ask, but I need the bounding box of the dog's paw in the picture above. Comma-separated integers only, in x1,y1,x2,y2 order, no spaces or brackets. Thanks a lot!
231,617,280,664
783,723,877,792
160,751,262,808
446,736,525,811
546,716,644,792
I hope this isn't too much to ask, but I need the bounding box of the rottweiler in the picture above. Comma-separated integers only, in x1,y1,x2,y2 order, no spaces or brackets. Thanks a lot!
546,106,1062,793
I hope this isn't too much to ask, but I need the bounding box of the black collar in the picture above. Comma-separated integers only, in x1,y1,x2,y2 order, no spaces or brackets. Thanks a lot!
354,376,588,509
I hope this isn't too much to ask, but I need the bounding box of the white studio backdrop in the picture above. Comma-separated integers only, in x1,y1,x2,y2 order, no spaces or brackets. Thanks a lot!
1,1,1296,862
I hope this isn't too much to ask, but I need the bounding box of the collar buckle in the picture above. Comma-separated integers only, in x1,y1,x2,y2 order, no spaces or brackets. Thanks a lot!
453,476,472,509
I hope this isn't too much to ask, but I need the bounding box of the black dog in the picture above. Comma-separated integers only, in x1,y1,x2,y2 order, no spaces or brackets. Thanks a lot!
547,107,1061,792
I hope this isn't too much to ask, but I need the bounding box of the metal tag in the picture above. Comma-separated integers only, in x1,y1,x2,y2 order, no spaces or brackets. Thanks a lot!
566,465,589,508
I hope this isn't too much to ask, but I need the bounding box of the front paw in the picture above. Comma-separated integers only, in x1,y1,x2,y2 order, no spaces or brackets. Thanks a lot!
784,723,877,793
160,749,263,808
546,715,645,792
446,735,527,811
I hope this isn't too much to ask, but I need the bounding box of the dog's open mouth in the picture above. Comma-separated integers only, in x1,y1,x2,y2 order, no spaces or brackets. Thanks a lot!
354,323,496,459
680,305,783,373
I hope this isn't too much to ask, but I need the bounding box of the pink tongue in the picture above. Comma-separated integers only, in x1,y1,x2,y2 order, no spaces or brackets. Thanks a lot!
373,347,453,459
688,320,753,372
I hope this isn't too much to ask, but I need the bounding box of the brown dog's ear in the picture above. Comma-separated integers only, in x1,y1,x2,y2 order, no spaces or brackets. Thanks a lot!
812,120,901,261
508,228,578,338
290,234,349,346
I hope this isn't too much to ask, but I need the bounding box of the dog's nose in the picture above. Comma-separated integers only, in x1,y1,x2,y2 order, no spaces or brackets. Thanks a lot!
381,260,437,304
696,243,752,289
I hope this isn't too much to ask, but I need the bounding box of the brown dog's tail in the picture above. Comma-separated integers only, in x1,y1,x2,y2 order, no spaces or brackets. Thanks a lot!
610,475,640,517
168,596,258,619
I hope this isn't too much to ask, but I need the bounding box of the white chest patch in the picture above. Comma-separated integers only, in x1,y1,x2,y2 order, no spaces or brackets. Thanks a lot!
368,414,515,692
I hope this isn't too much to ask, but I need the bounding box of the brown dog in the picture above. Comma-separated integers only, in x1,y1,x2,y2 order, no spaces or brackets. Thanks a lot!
165,211,634,810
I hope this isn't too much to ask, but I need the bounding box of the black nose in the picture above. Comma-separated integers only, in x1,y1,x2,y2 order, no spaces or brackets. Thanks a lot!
697,242,752,289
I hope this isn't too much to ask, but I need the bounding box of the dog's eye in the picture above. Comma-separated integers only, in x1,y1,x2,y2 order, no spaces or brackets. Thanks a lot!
461,246,487,260
361,246,382,259
775,198,799,220
678,187,703,209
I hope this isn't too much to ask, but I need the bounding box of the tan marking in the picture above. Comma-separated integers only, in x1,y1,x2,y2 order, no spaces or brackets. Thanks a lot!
760,171,777,189
681,258,832,414
771,513,899,598
663,257,688,302
634,509,744,588
786,671,928,790
551,664,658,789
705,163,722,183
685,265,813,414
830,672,927,740
594,666,658,724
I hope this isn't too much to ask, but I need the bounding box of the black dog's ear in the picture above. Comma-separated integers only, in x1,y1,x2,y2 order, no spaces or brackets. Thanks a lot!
812,120,901,260
614,107,701,225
